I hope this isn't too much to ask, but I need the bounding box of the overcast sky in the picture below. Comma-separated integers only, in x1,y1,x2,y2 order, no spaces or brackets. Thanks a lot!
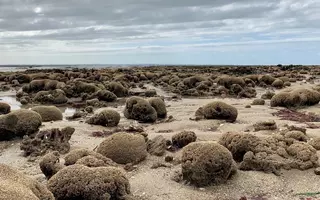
0,0,319,65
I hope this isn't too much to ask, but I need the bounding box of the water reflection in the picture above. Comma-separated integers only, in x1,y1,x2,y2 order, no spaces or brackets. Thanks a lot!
62,107,76,116
0,95,77,120
0,96,21,110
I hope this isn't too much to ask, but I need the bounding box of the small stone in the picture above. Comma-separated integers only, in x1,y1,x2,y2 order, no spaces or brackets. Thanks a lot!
253,120,277,131
171,170,183,183
145,89,157,97
124,163,137,171
314,167,320,175
151,162,172,169
245,105,251,108
165,156,173,162
27,157,37,162
172,131,197,148
147,135,166,156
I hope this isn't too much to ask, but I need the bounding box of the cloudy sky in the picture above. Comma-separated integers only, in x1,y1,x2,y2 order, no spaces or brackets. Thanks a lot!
0,0,319,65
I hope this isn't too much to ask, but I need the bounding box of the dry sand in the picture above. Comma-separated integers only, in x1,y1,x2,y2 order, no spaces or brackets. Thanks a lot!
1,81,320,200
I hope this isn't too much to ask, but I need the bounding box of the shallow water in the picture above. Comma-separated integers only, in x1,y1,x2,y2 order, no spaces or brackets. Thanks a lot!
0,64,125,72
0,94,77,118
0,96,21,110
60,107,77,117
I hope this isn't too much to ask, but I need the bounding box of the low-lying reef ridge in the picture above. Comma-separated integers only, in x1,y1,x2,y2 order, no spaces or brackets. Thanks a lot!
124,96,167,123
219,129,319,175
270,89,320,108
273,109,320,123
0,65,317,108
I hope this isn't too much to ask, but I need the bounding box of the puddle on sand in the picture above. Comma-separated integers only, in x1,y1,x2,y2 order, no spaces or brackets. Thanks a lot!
0,96,21,110
60,107,77,120
62,107,77,115
0,95,77,119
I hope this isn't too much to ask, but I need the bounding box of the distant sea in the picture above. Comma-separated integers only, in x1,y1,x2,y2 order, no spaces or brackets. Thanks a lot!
0,64,238,72
0,64,311,72
0,64,140,72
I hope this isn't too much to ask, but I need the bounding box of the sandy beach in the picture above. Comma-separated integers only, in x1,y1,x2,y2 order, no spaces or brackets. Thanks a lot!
0,66,320,200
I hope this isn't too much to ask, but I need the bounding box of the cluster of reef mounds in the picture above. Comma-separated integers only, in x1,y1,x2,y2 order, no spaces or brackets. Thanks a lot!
0,65,316,109
40,149,132,199
219,128,319,175
1,65,320,198
8,69,132,107
37,132,150,199
271,88,320,108
150,67,309,98
124,96,167,123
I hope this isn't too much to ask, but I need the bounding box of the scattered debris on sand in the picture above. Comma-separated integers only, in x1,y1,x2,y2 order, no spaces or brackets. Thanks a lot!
20,127,75,157
253,120,277,131
273,109,320,122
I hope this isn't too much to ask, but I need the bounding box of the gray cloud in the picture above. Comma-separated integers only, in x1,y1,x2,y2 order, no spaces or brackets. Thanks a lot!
0,0,319,55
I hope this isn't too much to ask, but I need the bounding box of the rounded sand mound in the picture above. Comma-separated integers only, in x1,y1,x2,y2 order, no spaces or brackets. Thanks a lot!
217,75,245,89
90,89,117,102
219,132,260,162
182,141,234,187
271,79,284,89
0,102,10,114
124,96,157,123
251,99,265,105
31,106,63,122
33,89,68,104
148,97,167,118
172,131,197,148
0,109,42,140
195,101,238,122
47,165,131,200
271,89,320,108
106,82,128,97
97,133,147,164
64,148,116,167
39,151,63,179
86,109,120,127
